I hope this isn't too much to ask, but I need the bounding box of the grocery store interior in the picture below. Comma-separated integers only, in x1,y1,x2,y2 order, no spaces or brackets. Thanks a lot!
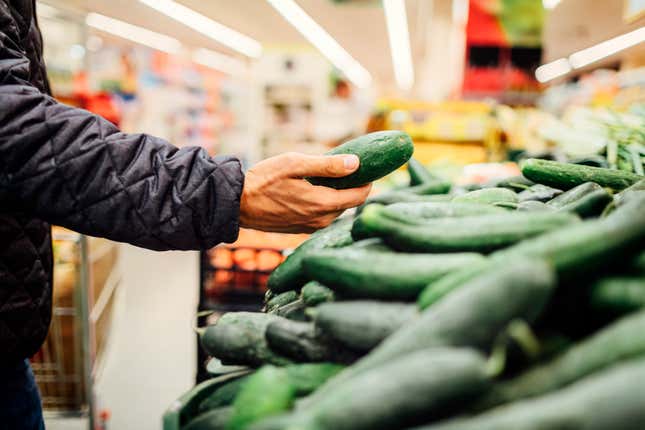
35,0,644,429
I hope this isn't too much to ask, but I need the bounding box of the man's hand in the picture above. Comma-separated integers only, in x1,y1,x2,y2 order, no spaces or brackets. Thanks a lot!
240,152,371,233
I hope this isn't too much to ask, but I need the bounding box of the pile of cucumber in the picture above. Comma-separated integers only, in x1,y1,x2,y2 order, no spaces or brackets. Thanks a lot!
181,146,645,430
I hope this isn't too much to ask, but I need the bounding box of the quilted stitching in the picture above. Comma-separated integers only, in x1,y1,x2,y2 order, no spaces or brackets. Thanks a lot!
0,0,243,363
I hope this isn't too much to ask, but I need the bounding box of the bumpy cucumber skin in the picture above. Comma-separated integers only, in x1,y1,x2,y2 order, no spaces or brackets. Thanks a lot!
408,158,438,185
451,188,519,206
201,312,291,366
417,358,645,430
305,258,555,404
301,281,335,306
521,158,643,191
589,277,645,314
314,301,418,351
492,194,645,280
267,218,354,293
266,290,299,312
476,310,645,410
307,131,414,189
184,406,233,430
303,248,485,300
227,366,296,430
381,211,579,253
305,348,490,430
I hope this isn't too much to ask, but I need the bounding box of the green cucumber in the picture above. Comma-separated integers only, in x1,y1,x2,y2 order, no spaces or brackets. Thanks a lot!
284,363,345,396
201,312,291,366
632,251,645,274
380,201,507,221
362,192,453,208
451,188,519,206
521,158,643,191
417,358,645,430
614,178,645,206
547,182,604,208
267,218,354,293
301,282,335,306
546,182,612,218
408,157,438,185
589,277,645,315
265,318,356,363
488,175,535,191
314,301,418,351
269,299,307,321
297,348,490,430
517,184,562,202
306,258,555,403
475,310,645,410
199,377,250,413
307,131,413,189
418,259,493,309
516,201,554,212
185,406,233,430
226,366,296,430
359,205,578,253
303,248,484,300
265,290,299,312
492,194,645,280
345,237,391,252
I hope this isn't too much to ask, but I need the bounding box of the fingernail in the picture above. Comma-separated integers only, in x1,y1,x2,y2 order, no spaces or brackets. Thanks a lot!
343,155,359,170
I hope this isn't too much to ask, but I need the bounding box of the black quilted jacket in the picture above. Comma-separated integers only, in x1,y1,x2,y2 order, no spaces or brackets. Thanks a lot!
0,0,244,364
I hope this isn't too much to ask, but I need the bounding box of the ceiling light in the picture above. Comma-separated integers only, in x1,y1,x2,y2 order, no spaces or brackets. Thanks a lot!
86,13,182,54
383,0,414,91
535,58,572,82
266,0,372,89
192,48,248,76
542,0,562,9
568,27,645,69
138,0,262,58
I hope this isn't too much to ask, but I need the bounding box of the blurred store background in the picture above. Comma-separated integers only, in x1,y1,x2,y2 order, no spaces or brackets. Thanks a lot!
34,0,643,429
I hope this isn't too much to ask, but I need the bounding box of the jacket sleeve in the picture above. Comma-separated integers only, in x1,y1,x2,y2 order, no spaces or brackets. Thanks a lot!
0,3,244,251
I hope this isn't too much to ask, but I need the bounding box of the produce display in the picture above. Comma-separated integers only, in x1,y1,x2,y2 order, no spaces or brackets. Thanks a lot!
167,141,645,429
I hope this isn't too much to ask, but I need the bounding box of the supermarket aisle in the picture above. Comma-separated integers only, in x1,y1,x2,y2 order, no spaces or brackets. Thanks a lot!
95,245,199,430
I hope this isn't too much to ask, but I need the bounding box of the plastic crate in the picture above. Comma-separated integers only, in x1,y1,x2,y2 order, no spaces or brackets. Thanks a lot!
163,370,250,430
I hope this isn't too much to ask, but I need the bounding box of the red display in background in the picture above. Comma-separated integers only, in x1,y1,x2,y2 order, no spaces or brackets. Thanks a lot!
467,0,508,46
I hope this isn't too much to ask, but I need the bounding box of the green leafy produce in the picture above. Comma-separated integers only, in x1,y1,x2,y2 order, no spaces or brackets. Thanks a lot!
521,158,643,191
307,131,413,189
314,301,418,351
303,248,484,300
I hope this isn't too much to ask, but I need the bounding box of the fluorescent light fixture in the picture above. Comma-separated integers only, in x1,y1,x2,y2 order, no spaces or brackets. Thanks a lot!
192,48,247,76
542,0,561,9
568,27,645,69
266,0,372,88
535,58,572,82
138,0,262,58
383,0,414,91
86,13,182,54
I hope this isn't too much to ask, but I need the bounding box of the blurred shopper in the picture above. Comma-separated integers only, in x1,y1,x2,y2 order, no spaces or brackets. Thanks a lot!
0,2,370,428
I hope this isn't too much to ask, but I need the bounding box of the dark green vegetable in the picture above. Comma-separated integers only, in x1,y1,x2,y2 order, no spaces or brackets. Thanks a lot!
306,258,555,403
284,363,345,396
227,366,296,430
201,312,291,366
488,175,535,191
303,248,484,300
297,348,490,430
547,182,604,208
418,259,493,309
451,188,519,206
517,184,562,202
358,204,578,253
265,318,356,363
307,131,413,189
589,277,645,315
475,310,645,410
546,182,612,218
492,194,645,280
417,358,645,430
185,407,233,430
361,192,452,208
380,201,507,222
614,178,645,206
521,158,643,191
516,201,554,212
269,299,307,321
631,251,645,274
265,290,298,312
408,157,438,185
267,218,354,293
314,301,418,351
345,237,391,252
199,377,249,413
301,281,335,306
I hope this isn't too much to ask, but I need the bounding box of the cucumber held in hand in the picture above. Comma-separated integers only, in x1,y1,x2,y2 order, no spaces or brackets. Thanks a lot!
307,131,414,189
521,158,643,191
